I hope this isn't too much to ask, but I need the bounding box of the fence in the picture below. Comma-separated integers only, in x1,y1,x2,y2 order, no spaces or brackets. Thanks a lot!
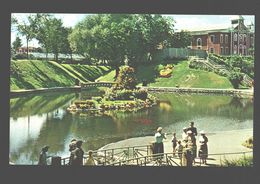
155,48,207,60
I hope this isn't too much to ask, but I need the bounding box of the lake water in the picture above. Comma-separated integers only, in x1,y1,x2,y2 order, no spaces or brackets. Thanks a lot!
9,90,253,164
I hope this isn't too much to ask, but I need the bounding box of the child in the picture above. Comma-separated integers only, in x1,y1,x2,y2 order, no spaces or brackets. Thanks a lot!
171,132,177,155
175,140,183,165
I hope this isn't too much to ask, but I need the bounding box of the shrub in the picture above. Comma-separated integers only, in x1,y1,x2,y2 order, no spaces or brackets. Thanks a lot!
115,89,133,100
155,64,165,73
221,156,253,167
228,69,243,89
134,89,148,100
114,66,137,90
242,137,253,149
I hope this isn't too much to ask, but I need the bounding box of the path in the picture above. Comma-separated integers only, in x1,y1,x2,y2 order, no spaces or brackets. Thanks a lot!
101,128,253,166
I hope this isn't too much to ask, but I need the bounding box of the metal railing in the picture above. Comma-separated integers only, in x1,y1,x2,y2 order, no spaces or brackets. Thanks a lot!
61,144,152,166
80,82,117,88
60,141,252,166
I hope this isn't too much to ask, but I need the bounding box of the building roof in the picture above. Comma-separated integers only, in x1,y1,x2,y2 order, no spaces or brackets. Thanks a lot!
190,28,230,35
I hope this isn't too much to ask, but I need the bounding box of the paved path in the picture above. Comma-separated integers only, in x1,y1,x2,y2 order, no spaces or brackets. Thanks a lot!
101,128,253,166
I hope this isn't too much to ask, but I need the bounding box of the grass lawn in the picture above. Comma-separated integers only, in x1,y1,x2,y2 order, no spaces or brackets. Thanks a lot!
98,60,233,89
10,60,111,90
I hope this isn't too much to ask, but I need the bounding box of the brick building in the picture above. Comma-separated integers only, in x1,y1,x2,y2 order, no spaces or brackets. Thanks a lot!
16,46,38,54
190,16,254,56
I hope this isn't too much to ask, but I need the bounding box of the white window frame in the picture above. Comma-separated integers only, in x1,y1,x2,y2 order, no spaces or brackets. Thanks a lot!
234,45,237,54
234,33,237,41
210,47,214,53
210,35,215,43
225,35,228,43
225,47,229,55
220,34,223,43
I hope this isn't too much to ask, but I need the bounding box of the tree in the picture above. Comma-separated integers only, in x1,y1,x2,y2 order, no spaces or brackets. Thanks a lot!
171,30,192,48
12,36,22,53
17,15,38,59
228,67,243,89
69,14,175,78
32,14,71,62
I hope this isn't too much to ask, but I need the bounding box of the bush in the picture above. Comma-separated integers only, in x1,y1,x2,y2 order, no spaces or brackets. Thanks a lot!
155,64,165,73
228,69,243,89
134,89,148,100
221,156,253,167
12,53,27,60
114,66,137,90
242,137,253,149
115,89,133,100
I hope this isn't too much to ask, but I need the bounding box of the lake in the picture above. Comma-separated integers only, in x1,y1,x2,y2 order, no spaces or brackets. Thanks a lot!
9,90,253,164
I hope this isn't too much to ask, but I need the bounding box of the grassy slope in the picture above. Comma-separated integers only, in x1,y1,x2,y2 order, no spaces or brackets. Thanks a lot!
10,60,111,90
99,60,233,89
62,64,111,82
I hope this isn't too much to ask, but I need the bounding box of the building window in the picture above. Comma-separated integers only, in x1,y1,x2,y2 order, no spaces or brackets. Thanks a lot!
234,45,237,54
243,34,247,42
225,35,228,43
244,46,247,55
239,34,243,42
210,48,214,53
210,35,215,43
220,34,223,43
234,33,237,41
221,47,224,55
225,47,229,55
197,38,202,46
251,37,254,46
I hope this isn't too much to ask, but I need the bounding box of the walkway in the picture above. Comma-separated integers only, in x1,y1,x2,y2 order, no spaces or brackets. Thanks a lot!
100,128,253,166
141,86,253,98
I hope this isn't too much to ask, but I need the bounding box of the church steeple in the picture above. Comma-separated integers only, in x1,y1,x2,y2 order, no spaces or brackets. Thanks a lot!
231,15,244,25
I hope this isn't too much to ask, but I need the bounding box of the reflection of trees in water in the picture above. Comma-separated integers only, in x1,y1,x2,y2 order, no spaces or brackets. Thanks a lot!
10,92,75,118
10,111,74,164
152,93,253,121
215,97,253,119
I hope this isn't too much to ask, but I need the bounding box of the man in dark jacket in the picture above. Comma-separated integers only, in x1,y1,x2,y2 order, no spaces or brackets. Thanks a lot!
186,122,197,136
71,140,84,165
38,145,50,165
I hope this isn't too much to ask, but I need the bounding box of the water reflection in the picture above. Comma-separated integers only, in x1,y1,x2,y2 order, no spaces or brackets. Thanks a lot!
9,91,253,164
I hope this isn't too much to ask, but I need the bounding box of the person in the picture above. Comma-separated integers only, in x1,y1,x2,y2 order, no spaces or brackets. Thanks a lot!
175,140,183,165
171,132,177,155
198,130,208,164
85,150,96,166
71,140,84,165
68,138,77,165
182,145,193,167
186,122,198,136
154,127,167,158
182,127,188,142
38,145,50,165
186,130,197,164
69,138,77,151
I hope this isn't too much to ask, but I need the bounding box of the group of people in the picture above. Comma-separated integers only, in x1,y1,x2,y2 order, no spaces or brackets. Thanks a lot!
154,121,208,166
38,139,96,166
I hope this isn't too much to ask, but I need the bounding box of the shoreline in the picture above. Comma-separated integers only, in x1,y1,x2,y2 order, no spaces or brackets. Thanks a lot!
10,86,253,98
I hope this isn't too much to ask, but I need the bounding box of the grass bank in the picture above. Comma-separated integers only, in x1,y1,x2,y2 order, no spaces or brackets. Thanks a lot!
98,60,233,89
10,60,111,90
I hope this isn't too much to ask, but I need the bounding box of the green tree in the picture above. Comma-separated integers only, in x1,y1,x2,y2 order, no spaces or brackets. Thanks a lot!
12,36,22,53
17,15,38,59
171,30,192,48
69,14,175,78
33,14,71,62
228,67,243,89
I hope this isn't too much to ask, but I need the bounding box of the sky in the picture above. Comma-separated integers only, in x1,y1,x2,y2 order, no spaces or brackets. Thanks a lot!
11,13,255,47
